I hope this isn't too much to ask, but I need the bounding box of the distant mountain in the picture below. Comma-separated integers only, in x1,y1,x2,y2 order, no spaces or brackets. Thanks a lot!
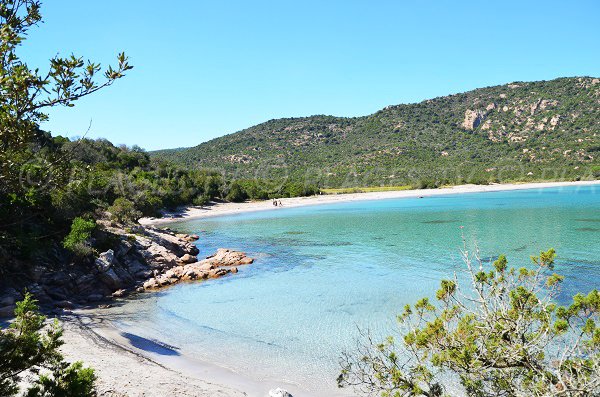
151,77,600,188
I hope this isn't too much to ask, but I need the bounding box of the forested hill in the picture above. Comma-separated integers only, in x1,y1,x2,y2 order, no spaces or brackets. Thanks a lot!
152,77,600,187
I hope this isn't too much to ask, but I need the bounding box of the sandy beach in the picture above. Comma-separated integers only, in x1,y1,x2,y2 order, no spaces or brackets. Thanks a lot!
55,180,599,397
58,310,327,397
140,180,600,226
58,313,250,397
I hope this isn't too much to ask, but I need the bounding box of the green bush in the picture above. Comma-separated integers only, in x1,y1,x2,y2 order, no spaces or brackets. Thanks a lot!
192,195,210,207
62,217,96,256
0,294,96,397
108,198,142,224
225,182,248,202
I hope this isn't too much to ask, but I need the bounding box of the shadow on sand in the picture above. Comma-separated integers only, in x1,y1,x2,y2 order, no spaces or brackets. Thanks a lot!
120,332,180,356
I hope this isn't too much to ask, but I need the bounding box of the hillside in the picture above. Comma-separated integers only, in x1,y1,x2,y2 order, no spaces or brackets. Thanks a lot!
152,77,600,188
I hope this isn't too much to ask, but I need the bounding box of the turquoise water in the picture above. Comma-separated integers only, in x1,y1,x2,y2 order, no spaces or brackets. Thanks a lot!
111,185,599,395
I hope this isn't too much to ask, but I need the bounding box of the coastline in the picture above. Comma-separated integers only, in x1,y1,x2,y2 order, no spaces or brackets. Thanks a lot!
140,180,600,225
59,309,342,397
58,180,600,397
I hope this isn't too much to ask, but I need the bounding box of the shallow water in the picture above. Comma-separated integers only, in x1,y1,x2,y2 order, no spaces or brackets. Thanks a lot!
109,185,600,395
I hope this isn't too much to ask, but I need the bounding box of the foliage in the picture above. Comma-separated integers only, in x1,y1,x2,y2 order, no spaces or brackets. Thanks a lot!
0,0,130,269
0,293,96,396
153,77,600,189
25,361,96,397
225,181,248,203
62,217,95,256
107,197,142,224
338,247,600,396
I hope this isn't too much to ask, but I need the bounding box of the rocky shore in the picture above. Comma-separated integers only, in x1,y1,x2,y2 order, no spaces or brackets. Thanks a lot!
0,223,253,317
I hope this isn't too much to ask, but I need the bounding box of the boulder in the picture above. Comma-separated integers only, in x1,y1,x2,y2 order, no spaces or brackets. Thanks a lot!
0,293,16,307
200,249,254,267
143,278,157,289
0,305,15,318
86,294,104,302
95,250,115,272
55,300,75,309
179,253,197,264
269,388,293,397
112,289,128,298
45,287,67,301
98,268,123,289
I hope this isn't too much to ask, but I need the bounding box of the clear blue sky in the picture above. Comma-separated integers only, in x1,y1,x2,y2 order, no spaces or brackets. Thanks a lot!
21,0,600,150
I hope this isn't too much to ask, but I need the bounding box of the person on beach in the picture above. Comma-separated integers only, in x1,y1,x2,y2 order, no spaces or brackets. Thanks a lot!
278,200,283,207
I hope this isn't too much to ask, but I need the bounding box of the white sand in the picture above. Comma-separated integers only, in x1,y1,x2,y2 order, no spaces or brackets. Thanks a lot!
140,180,600,226
59,312,329,397
59,314,250,397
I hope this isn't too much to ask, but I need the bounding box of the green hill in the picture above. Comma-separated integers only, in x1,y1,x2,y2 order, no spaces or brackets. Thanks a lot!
151,77,600,188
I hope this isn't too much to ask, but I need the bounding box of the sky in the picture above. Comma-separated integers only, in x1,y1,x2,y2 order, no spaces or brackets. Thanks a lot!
20,0,600,151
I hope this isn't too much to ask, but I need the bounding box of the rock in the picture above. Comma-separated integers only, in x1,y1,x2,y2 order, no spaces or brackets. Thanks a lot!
98,268,123,289
135,269,153,279
75,274,95,288
269,388,293,397
112,289,128,298
55,300,74,309
189,234,200,241
95,250,115,272
86,294,104,302
143,278,159,290
208,268,230,278
47,271,71,286
45,288,67,301
30,265,46,282
0,295,15,307
116,240,133,257
200,248,254,267
140,242,180,268
462,109,486,130
179,253,197,264
231,267,238,274
196,262,215,271
0,304,15,318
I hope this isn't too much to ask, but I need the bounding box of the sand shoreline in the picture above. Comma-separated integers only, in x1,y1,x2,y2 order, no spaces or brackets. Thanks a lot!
59,180,598,396
140,180,600,226
59,310,336,397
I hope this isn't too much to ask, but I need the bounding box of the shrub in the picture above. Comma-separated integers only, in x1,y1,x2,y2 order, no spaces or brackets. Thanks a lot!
339,247,600,396
108,198,142,224
225,182,248,203
0,294,96,396
192,195,210,207
62,217,96,257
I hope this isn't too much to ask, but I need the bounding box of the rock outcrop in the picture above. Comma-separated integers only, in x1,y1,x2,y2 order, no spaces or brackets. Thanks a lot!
0,224,253,314
462,109,487,130
142,248,253,290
